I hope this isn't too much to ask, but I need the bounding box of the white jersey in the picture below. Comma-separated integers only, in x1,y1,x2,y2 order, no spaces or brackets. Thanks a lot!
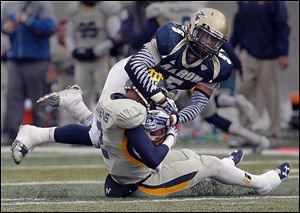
66,2,121,48
95,57,150,184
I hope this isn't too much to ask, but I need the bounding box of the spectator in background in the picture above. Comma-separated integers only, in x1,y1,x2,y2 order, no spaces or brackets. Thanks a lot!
230,1,290,146
120,1,207,56
65,1,122,110
47,20,76,126
1,1,56,144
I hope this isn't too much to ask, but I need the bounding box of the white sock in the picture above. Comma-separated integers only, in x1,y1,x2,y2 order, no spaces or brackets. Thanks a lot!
211,158,268,191
22,126,56,148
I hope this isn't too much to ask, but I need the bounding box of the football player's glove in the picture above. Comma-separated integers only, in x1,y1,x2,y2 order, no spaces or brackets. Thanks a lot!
166,125,178,139
158,97,178,115
144,110,171,132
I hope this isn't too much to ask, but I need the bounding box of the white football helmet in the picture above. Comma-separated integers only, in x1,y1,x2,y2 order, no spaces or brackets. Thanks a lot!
187,8,228,60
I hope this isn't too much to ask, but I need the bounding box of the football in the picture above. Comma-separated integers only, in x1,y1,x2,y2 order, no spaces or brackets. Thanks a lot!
150,127,167,146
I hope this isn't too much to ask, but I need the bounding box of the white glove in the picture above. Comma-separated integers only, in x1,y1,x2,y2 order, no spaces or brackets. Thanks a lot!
163,125,178,149
144,110,171,132
158,97,178,115
166,125,178,139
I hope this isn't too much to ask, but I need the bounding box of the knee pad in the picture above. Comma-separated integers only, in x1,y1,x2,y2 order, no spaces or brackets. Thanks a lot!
181,149,200,160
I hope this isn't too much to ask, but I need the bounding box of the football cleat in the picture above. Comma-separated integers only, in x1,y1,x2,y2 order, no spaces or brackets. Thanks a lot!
11,140,29,165
227,149,244,166
235,94,259,124
37,84,82,108
11,125,34,164
256,162,291,195
275,162,291,181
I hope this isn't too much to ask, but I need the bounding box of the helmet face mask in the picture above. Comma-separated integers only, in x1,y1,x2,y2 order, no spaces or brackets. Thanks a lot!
187,8,228,60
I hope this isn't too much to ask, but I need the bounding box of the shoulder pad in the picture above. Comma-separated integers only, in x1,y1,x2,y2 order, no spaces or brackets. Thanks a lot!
114,99,147,129
212,50,234,83
155,23,186,56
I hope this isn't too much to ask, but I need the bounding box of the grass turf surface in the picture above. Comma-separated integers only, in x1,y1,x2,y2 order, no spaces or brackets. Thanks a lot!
1,131,299,212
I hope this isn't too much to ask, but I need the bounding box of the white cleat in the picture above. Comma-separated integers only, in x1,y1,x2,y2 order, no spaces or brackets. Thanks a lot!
235,94,259,124
11,125,35,164
37,84,82,109
256,162,291,195
227,149,244,166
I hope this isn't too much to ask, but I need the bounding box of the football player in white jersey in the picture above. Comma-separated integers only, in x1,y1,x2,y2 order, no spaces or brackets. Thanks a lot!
11,81,290,197
65,1,122,109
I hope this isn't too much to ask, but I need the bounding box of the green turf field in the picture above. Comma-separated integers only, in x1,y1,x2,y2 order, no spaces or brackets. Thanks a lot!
1,130,299,212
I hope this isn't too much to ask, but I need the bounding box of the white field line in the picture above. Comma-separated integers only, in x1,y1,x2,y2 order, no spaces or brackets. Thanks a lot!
2,175,298,187
1,196,299,206
1,198,47,201
2,164,106,170
1,160,299,171
1,146,299,156
1,181,104,186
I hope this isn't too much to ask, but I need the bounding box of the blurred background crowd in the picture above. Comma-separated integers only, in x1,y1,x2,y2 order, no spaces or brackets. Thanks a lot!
1,1,299,150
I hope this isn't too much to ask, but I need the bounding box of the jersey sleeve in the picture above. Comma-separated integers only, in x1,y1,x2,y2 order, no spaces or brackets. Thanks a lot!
155,23,185,56
124,46,165,103
125,126,169,169
211,49,234,83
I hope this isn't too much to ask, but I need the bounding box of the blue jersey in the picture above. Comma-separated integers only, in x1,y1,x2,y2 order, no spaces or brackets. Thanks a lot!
124,23,233,125
154,23,233,90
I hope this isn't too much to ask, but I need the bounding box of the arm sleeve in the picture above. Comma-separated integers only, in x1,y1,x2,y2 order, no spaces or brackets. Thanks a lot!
125,126,169,169
25,18,56,34
124,46,163,100
24,2,56,35
272,2,290,56
229,12,241,49
177,89,209,124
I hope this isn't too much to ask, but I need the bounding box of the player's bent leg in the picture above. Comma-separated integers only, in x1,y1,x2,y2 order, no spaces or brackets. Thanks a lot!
206,155,291,195
132,152,214,198
12,124,95,164
37,84,94,126
12,125,56,164
235,94,259,124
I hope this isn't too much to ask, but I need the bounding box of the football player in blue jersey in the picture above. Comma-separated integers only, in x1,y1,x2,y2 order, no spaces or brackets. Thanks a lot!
124,8,233,129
